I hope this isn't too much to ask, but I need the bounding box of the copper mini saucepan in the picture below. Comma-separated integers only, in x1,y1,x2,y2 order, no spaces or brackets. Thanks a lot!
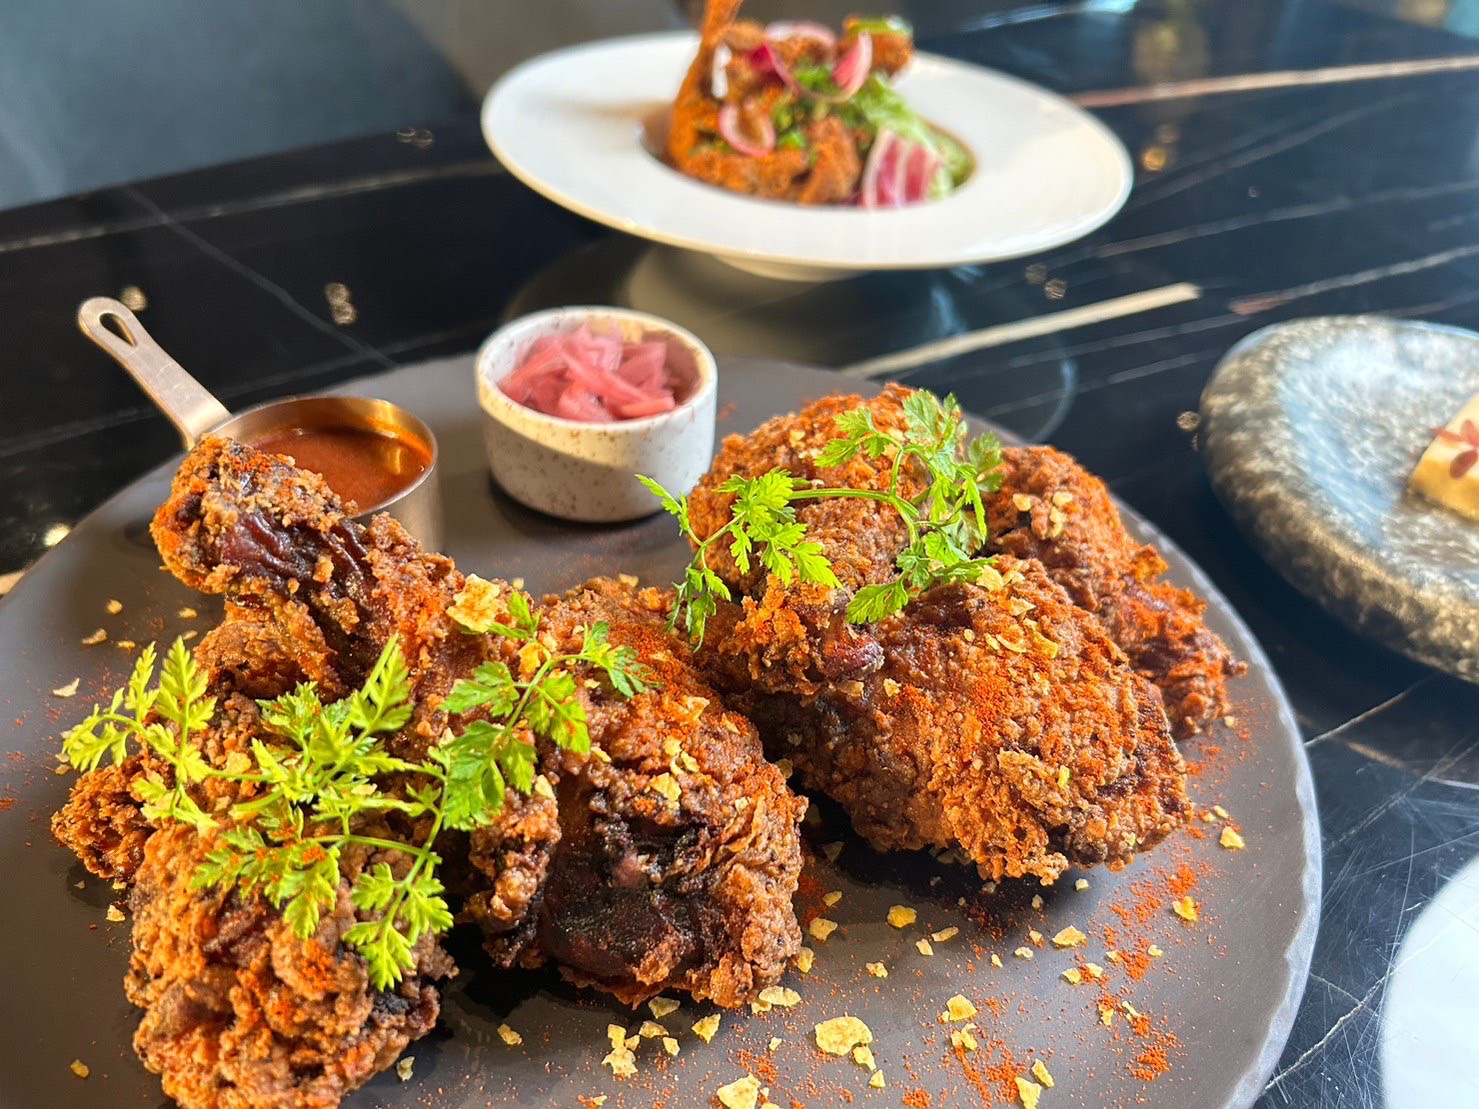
77,297,443,549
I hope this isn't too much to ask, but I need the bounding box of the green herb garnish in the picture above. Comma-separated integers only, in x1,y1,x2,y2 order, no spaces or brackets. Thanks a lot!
64,602,651,989
641,390,1004,645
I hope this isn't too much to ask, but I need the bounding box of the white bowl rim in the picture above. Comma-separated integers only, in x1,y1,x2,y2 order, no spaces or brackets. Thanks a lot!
476,305,717,435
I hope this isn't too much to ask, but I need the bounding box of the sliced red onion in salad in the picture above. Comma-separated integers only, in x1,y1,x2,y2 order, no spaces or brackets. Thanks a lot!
710,42,732,98
717,102,777,156
764,20,836,48
830,33,873,99
749,40,801,95
859,128,940,208
499,327,680,422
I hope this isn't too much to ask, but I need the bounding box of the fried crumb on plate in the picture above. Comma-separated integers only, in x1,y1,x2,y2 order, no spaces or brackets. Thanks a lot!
1172,895,1200,922
809,917,838,942
396,1057,414,1081
887,905,917,928
716,1073,761,1109
1220,826,1246,850
1032,1059,1055,1088
692,1014,721,1043
69,1060,89,1079
795,946,815,974
1016,1075,1044,1109
51,678,79,698
1052,925,1087,948
916,939,934,956
814,1016,872,1056
649,997,680,1019
81,628,107,645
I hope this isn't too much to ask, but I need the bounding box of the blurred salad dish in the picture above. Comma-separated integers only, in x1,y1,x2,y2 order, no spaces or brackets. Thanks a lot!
668,1,971,207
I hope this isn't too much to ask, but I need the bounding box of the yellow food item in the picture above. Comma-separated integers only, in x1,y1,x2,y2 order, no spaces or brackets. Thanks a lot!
1411,400,1479,518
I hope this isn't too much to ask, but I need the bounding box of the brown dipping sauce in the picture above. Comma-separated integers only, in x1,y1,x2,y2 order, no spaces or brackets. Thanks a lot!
245,423,432,511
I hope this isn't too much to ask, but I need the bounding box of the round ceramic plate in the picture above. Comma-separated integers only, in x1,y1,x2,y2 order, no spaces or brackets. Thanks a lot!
0,358,1315,1108
482,33,1132,280
1200,315,1479,683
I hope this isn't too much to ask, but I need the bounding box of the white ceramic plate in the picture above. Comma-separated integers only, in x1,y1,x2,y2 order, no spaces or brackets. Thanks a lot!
482,32,1133,280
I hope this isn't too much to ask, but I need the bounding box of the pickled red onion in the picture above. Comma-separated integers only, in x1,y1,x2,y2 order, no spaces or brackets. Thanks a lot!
499,326,681,423
830,33,873,98
765,20,836,48
717,102,776,156
859,128,939,208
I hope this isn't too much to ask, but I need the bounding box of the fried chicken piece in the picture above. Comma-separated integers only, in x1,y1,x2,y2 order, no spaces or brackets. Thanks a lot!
842,16,915,75
127,824,453,1109
668,0,744,167
730,561,1188,883
152,438,804,1008
468,578,805,1008
689,387,1191,879
51,603,339,884
985,446,1246,736
688,385,925,696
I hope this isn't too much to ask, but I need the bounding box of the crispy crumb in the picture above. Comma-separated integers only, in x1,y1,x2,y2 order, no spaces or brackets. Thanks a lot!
1016,1076,1043,1109
649,997,680,1019
824,890,843,907
1027,928,1043,945
591,1098,607,1107
693,1014,721,1043
853,1045,876,1070
809,917,839,942
105,599,123,614
496,1023,523,1045
716,1074,761,1109
639,1020,667,1038
758,987,800,1009
69,1060,89,1079
1213,804,1230,819
1148,944,1164,958
106,905,126,923
396,1056,415,1081
915,939,934,956
1172,895,1200,922
822,841,844,862
650,772,681,802
1052,925,1086,948
931,926,959,942
990,953,1003,968
870,1071,886,1089
943,995,977,1022
951,1025,979,1052
1100,1006,1115,1026
768,1037,781,1052
1031,1060,1054,1089
663,1037,679,1057
448,575,507,632
602,1047,637,1078
815,1016,872,1056
52,679,80,698
1105,950,1122,963
81,628,107,645
1014,946,1034,960
1220,827,1246,850
1074,879,1089,891
116,639,137,651
886,905,917,928
865,962,888,978
796,946,815,974
1030,894,1044,910
1124,1002,1142,1019
177,606,198,619
1062,968,1082,984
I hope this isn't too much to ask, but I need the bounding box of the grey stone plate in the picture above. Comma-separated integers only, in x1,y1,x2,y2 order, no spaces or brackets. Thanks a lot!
1200,315,1479,682
0,357,1316,1108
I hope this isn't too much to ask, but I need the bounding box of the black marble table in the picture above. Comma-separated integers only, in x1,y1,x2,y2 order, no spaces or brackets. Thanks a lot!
3,2,1476,1106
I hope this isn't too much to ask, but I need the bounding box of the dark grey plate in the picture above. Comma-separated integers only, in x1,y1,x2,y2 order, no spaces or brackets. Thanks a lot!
1200,316,1479,682
0,357,1317,1108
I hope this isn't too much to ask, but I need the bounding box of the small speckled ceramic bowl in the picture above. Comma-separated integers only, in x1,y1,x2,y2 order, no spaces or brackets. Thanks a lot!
476,306,717,522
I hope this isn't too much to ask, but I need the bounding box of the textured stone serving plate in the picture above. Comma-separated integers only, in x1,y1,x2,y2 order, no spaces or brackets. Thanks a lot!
1201,315,1479,682
0,357,1316,1108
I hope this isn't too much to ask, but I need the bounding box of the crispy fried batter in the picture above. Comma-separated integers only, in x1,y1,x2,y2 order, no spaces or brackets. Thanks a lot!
731,562,1187,883
150,439,804,1010
468,579,805,1008
127,825,452,1109
985,446,1246,736
690,386,1195,880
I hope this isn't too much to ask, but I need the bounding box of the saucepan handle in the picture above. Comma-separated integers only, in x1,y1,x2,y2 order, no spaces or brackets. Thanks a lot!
76,297,232,448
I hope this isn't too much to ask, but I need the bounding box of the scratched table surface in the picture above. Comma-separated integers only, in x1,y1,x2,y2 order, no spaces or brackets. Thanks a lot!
3,1,1477,1106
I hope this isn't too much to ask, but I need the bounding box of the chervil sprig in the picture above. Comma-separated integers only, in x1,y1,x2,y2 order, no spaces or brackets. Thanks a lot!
62,602,653,990
643,389,1004,643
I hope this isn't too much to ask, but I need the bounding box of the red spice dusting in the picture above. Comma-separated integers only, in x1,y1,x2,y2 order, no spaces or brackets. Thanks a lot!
737,1050,778,1087
1130,1042,1172,1081
902,1089,931,1108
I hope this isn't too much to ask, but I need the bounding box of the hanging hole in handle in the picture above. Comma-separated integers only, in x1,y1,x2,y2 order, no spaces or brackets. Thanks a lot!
99,311,137,347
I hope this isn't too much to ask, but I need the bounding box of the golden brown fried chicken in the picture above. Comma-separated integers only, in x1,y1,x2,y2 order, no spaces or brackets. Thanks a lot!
724,561,1187,883
985,446,1246,736
470,578,805,1008
151,438,804,1010
688,386,1193,880
127,824,452,1109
